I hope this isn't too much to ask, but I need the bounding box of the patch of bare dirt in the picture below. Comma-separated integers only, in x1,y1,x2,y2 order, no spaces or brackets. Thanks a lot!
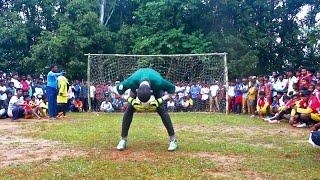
99,149,158,162
0,119,87,168
186,152,267,179
175,124,307,136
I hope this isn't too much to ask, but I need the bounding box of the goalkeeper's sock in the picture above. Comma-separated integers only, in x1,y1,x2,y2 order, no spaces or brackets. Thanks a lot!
169,135,176,141
121,136,128,141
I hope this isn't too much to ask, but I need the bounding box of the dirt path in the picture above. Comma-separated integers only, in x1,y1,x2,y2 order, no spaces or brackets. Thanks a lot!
0,119,86,168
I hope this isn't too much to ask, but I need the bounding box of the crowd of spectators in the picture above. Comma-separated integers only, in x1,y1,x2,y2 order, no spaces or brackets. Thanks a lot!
1,67,320,129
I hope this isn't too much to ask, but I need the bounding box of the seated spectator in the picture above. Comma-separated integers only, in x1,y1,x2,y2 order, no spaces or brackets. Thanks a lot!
255,91,270,118
100,98,114,112
39,96,49,117
7,88,25,121
271,96,279,114
181,96,193,112
112,95,124,112
23,96,41,119
295,90,320,128
309,123,320,148
73,98,83,112
167,97,175,112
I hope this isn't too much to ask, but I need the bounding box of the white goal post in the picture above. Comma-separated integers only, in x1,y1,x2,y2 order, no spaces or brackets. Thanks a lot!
85,53,228,114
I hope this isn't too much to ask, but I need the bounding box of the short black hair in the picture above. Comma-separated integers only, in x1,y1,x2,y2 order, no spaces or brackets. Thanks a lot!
50,64,57,70
259,91,266,96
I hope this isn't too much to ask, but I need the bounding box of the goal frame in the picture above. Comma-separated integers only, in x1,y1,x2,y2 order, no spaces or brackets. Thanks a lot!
84,53,229,114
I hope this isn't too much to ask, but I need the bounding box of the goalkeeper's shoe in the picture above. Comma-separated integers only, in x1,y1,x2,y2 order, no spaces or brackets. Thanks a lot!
168,140,178,151
116,139,127,151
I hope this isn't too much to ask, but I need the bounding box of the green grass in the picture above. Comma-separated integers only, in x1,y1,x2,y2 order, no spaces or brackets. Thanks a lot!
1,113,320,179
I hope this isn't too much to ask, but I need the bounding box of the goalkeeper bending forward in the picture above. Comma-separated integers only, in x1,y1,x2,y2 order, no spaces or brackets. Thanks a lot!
116,68,178,151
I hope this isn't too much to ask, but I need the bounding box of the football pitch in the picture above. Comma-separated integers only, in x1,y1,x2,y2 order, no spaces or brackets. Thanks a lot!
0,113,319,179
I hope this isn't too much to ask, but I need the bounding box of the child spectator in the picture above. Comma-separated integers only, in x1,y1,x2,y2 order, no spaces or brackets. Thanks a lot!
234,79,243,114
112,95,124,112
241,78,249,114
6,82,15,95
74,98,83,112
181,96,193,112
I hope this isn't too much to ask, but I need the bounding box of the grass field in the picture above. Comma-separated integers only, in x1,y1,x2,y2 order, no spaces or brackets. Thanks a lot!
0,112,319,179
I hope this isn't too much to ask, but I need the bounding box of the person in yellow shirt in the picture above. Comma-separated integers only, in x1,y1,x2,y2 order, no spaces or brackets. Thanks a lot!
248,82,257,117
57,75,68,118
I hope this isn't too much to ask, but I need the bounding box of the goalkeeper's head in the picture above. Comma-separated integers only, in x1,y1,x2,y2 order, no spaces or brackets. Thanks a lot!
137,81,151,103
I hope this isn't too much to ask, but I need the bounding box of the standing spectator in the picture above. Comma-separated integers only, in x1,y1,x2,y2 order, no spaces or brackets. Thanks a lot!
73,80,81,99
167,97,175,112
79,81,88,112
89,83,96,111
241,78,249,113
287,69,298,95
95,83,104,111
20,75,30,93
7,88,24,120
234,79,243,114
0,80,7,109
209,81,220,112
6,82,15,95
190,82,201,111
200,84,210,111
227,81,235,113
248,80,257,117
46,65,64,120
173,94,182,112
100,98,114,112
11,72,22,89
57,75,69,118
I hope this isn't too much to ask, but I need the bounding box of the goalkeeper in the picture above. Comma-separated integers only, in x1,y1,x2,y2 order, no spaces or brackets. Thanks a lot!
116,68,178,151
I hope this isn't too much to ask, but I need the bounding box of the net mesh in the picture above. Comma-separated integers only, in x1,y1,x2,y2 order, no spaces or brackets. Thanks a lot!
87,54,227,112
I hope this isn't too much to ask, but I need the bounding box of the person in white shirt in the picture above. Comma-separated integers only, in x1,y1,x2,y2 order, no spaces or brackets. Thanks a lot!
286,70,298,95
209,81,220,112
7,88,24,120
167,97,175,112
100,98,114,112
272,75,288,97
0,79,7,109
11,73,22,89
200,84,210,111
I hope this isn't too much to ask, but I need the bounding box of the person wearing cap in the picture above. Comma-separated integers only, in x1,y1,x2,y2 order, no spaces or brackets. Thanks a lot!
115,68,178,151
309,123,320,148
46,65,64,120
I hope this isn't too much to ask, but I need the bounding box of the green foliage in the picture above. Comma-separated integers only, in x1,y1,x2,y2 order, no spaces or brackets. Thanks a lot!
0,0,319,79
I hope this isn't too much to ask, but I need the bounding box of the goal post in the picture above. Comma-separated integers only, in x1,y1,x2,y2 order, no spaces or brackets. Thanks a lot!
85,53,228,114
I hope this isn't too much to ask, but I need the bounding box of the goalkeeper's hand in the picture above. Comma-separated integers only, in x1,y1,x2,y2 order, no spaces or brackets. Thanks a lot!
128,97,142,109
150,98,163,108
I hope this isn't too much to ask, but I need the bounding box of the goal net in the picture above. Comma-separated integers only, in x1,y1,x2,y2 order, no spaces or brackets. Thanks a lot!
86,53,228,113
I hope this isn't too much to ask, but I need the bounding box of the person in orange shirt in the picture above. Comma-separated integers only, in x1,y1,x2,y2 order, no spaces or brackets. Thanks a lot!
73,98,83,112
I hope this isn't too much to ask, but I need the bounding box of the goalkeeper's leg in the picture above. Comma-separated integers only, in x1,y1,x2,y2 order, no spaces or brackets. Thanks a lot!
117,104,135,150
156,106,178,151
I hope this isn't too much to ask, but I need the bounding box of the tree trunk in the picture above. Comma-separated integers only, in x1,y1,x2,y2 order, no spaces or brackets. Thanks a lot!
99,0,106,24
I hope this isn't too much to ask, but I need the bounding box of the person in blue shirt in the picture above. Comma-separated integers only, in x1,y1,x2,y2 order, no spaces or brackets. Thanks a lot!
190,82,201,111
46,65,64,119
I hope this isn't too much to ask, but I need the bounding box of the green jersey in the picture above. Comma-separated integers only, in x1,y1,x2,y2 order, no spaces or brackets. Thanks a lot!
117,68,175,95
